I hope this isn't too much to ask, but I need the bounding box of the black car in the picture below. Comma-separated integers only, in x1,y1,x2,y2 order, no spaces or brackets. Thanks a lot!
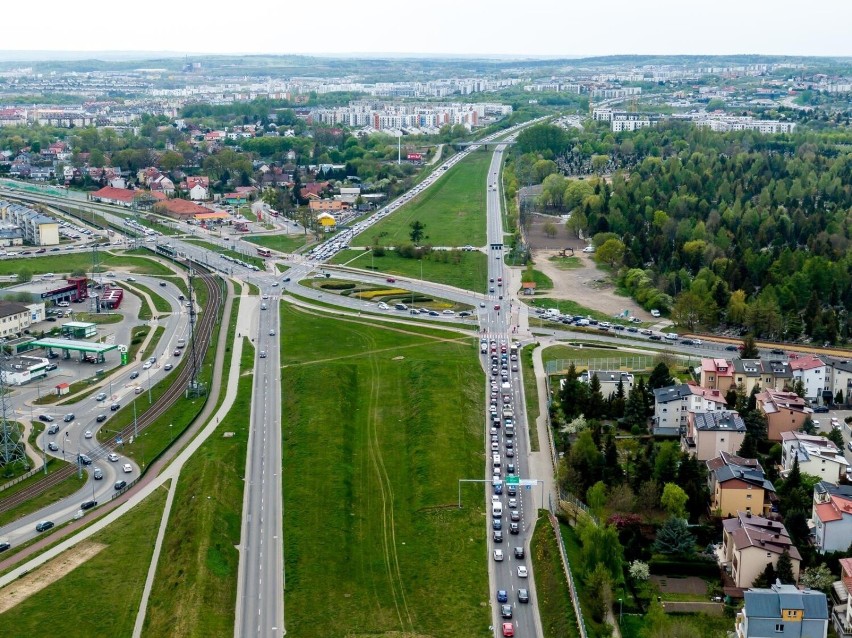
38,414,55,423
80,500,97,510
514,546,525,559
114,480,127,490
518,588,529,603
770,348,785,355
501,604,513,619
77,454,93,466
63,413,75,422
96,414,107,422
130,371,139,379
35,520,54,532
649,335,662,341
509,522,519,534
0,541,10,553
493,530,503,543
725,345,739,351
110,403,120,411
159,281,167,287
813,406,830,413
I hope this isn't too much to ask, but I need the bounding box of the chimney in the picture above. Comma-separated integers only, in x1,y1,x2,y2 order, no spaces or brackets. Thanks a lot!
774,534,780,539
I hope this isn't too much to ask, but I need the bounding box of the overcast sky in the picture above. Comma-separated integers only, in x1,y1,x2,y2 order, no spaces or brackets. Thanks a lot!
3,0,851,59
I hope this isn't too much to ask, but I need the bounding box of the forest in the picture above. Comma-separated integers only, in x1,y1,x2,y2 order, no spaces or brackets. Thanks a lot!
511,122,852,344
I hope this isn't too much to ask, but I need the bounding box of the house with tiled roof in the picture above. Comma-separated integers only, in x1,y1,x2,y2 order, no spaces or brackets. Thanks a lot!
812,482,852,553
790,355,831,406
653,382,729,436
682,410,746,461
835,559,852,637
300,181,329,200
89,186,136,207
735,581,828,638
781,432,850,483
308,199,345,214
701,358,736,392
707,451,776,518
153,199,214,219
757,389,813,441
721,511,801,588
185,176,210,201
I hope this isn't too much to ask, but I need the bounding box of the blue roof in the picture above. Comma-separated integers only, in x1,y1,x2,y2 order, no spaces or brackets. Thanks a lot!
744,583,828,620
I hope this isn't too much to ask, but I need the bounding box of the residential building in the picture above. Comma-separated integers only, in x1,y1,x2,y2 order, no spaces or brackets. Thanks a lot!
701,358,736,392
735,581,828,638
186,176,210,201
153,199,214,220
0,201,59,246
682,410,746,461
757,389,813,441
790,355,831,406
653,382,729,437
0,300,38,338
308,199,345,214
812,482,852,554
707,451,776,518
781,432,850,483
834,559,852,637
733,358,793,394
828,359,852,406
89,186,136,207
578,370,635,401
721,512,801,589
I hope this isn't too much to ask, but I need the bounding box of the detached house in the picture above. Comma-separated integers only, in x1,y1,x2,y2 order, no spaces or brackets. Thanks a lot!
757,389,812,441
707,451,776,518
701,358,736,392
829,359,852,407
682,410,746,461
735,581,828,638
721,511,801,589
653,382,729,437
812,482,852,554
834,559,852,637
185,176,210,201
790,355,831,406
781,432,850,483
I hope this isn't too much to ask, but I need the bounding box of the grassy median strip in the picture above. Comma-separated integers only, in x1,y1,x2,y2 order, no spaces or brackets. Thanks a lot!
244,233,309,253
0,486,167,634
354,151,490,247
183,239,266,270
279,303,487,637
127,281,172,313
521,344,541,452
142,339,254,637
531,513,580,638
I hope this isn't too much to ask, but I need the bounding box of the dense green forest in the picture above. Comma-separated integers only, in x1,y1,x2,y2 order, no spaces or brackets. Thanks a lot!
511,123,852,344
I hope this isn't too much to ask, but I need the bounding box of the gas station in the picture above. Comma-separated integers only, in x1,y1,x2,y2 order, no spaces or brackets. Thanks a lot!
28,337,121,364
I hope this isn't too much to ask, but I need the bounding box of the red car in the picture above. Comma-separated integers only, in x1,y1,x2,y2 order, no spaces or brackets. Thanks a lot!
502,622,515,637
386,277,396,283
494,304,501,311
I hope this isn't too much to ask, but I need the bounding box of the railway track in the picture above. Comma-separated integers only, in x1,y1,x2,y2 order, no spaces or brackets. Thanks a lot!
0,263,222,515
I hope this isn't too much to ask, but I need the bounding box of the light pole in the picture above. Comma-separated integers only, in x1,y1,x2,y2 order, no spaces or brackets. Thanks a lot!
618,598,623,625
147,367,152,404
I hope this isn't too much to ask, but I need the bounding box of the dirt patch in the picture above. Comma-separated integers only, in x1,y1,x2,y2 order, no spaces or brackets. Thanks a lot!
529,248,653,320
524,213,582,252
0,541,106,612
651,574,709,595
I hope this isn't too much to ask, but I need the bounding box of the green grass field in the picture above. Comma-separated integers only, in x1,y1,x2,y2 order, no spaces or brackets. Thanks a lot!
183,239,265,269
0,487,167,636
521,345,540,452
354,152,491,247
330,248,488,292
127,281,172,313
522,268,554,291
143,339,253,637
547,255,583,270
531,514,580,638
279,303,489,637
0,252,174,278
243,233,309,253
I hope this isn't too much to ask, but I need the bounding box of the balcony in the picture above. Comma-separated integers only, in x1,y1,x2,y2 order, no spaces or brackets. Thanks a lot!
833,609,852,637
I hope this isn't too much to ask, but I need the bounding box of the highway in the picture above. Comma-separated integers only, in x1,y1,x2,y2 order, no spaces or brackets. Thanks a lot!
236,295,285,638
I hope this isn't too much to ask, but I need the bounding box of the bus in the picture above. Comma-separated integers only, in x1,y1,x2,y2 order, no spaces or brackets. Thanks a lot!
257,247,273,258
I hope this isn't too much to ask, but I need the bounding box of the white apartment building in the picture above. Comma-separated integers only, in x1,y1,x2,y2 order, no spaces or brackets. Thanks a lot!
789,355,832,405
652,382,729,436
781,432,850,483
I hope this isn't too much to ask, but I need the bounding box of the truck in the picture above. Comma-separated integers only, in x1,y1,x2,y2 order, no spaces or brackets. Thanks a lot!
502,407,514,419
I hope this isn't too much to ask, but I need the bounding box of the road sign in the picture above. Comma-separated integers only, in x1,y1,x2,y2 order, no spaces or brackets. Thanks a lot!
505,475,520,485
520,479,538,486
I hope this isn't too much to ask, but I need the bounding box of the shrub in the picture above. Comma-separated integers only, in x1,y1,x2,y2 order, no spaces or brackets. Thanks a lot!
320,282,356,290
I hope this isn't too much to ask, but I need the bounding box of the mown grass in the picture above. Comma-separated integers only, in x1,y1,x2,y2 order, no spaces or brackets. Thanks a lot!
183,239,265,270
330,247,488,292
547,255,583,270
542,345,656,371
354,152,491,247
142,339,254,637
619,612,733,638
0,487,167,636
521,267,554,291
68,311,122,324
0,252,174,277
243,233,309,253
0,468,87,528
559,521,609,638
526,298,618,322
126,325,151,363
139,326,165,362
521,345,540,452
127,281,172,313
279,303,489,637
531,513,580,638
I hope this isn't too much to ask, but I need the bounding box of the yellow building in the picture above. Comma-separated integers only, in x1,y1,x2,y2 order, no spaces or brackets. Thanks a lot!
706,451,776,518
316,212,336,231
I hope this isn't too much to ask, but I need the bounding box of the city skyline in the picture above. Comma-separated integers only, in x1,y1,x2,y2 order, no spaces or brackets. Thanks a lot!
2,0,851,59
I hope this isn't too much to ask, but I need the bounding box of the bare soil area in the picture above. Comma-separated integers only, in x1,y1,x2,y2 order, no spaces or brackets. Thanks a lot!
0,541,106,612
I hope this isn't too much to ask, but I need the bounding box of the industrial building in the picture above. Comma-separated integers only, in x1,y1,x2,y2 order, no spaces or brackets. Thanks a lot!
0,355,49,386
60,321,98,339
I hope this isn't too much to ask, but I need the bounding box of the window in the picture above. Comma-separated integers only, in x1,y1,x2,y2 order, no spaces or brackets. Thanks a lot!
746,494,752,500
775,624,784,632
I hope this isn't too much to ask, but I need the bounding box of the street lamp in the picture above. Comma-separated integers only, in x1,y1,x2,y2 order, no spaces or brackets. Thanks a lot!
618,598,623,625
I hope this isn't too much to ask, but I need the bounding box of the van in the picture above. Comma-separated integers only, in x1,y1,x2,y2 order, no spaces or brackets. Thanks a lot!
57,301,70,308
492,454,501,467
492,501,503,517
177,338,186,348
664,333,678,341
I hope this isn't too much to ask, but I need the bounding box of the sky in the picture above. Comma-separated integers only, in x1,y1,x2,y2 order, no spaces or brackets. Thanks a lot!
2,0,851,59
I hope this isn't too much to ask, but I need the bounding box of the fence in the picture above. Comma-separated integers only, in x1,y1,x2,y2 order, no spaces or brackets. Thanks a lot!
558,487,601,527
545,356,658,376
0,463,46,493
549,512,589,638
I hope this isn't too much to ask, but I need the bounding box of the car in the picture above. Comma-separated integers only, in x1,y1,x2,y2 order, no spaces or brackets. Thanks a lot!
494,304,501,311
508,498,518,509
492,518,502,530
130,371,139,379
174,349,181,357
813,406,830,413
493,549,504,561
650,309,661,317
123,463,132,473
517,588,529,603
96,414,107,423
269,329,275,336
149,357,157,364
509,522,519,534
497,590,508,603
725,345,739,351
143,361,153,370
35,521,54,533
164,363,173,371
649,335,662,341
110,403,120,411
96,392,108,401
510,510,520,521
78,453,93,465
517,565,528,578
502,621,514,637
0,541,10,552
159,281,167,287
48,441,59,451
582,246,595,253
114,480,127,490
259,351,267,359
514,546,525,559
83,430,93,440
135,386,144,394
93,467,103,480
38,414,54,422
493,529,503,542
80,499,97,510
770,348,785,355
63,413,75,422
386,277,396,283
47,424,59,434
108,453,119,462
127,277,136,282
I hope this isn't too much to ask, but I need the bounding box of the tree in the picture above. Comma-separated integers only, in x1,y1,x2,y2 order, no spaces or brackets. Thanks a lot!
559,363,586,421
624,382,648,430
585,562,613,623
585,373,605,419
564,430,603,496
409,220,427,244
753,561,777,588
652,517,695,556
826,428,844,449
595,238,626,268
17,269,32,283
660,483,689,519
542,221,558,238
565,209,587,239
580,522,624,583
776,550,795,584
586,481,608,519
628,560,650,582
800,564,833,592
740,334,760,359
654,442,680,484
648,362,675,390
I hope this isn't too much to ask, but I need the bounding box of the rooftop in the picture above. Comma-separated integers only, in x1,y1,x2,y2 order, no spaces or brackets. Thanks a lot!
743,581,827,620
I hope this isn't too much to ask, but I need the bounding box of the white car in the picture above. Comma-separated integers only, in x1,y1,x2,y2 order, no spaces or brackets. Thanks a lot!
123,464,132,473
143,361,152,370
84,430,92,439
108,453,119,462
582,246,595,253
517,566,528,578
494,549,504,562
